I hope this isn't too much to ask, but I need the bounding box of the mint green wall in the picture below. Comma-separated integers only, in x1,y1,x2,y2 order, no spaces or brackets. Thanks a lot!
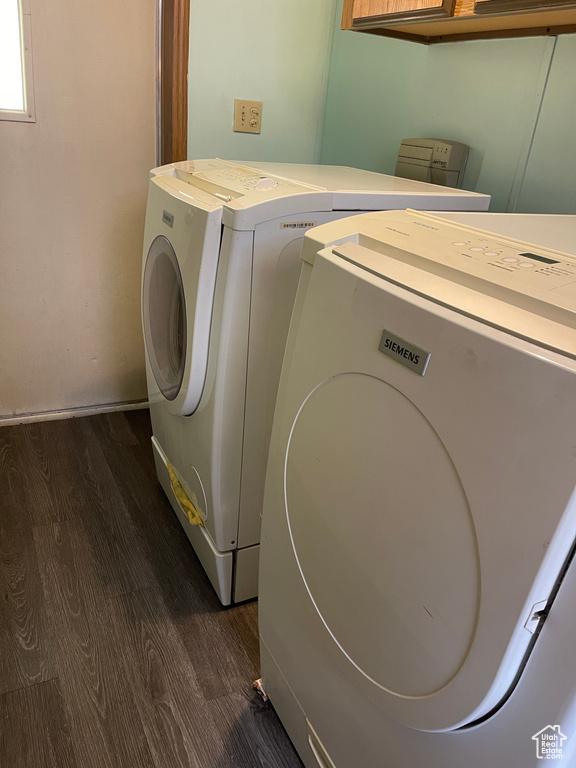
320,2,575,213
187,0,336,163
514,35,576,214
188,1,575,212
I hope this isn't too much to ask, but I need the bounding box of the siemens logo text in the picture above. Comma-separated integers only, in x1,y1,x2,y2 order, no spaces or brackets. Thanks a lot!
378,330,430,376
383,338,420,365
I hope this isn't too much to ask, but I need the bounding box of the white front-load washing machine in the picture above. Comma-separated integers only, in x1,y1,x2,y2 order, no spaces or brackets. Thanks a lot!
258,210,576,767
141,160,490,605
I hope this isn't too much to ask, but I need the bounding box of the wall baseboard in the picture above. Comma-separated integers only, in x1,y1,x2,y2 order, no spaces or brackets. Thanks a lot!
0,400,149,426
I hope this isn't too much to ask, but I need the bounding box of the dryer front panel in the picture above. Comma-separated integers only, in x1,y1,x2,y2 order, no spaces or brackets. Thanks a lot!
278,250,576,732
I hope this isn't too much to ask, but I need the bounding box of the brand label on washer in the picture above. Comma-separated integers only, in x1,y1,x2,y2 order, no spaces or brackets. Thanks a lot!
280,221,317,229
378,330,430,376
162,210,175,228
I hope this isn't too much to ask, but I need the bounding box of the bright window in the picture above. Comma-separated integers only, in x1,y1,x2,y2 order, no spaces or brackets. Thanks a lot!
0,0,35,121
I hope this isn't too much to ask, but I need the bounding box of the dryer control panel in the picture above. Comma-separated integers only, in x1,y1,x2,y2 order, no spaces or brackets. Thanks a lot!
307,209,576,358
410,227,576,292
169,159,321,201
320,209,576,323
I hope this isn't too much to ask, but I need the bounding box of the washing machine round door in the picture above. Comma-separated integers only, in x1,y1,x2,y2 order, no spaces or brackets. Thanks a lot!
143,235,187,402
142,175,223,416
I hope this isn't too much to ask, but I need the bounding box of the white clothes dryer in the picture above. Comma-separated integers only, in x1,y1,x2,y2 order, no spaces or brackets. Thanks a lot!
258,210,576,767
141,160,490,605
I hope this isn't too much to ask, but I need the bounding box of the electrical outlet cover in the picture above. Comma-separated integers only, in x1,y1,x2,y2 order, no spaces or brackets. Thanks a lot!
234,99,262,134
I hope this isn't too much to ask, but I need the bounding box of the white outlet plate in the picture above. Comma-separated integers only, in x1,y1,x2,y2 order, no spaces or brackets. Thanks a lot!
234,99,262,134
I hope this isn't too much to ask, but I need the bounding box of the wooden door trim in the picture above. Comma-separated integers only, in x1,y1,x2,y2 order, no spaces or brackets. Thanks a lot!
161,0,190,164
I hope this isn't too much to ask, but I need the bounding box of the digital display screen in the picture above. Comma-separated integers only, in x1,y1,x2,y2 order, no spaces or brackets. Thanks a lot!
519,252,560,265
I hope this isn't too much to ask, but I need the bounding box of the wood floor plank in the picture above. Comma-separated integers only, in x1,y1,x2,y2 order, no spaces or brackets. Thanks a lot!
85,411,140,449
124,408,156,449
226,600,260,679
33,521,116,768
19,422,61,526
74,417,157,596
44,417,156,599
0,572,53,697
168,589,261,702
0,587,20,693
0,449,57,695
0,679,78,768
95,436,217,612
33,521,157,768
105,586,233,768
208,688,304,768
3,423,62,527
123,409,157,473
0,537,57,693
0,425,56,693
96,412,262,700
30,420,90,523
55,609,159,768
33,521,100,641
0,426,38,530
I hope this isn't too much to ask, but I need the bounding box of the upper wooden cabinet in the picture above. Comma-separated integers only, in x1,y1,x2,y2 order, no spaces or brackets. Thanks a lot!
342,0,576,43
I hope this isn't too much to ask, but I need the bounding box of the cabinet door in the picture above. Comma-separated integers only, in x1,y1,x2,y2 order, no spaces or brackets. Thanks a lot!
347,0,456,24
474,0,576,12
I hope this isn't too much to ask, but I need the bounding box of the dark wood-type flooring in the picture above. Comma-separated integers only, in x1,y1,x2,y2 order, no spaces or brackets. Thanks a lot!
0,409,303,768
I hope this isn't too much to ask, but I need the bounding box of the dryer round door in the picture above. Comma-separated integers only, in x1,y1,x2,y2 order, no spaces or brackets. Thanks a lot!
143,235,187,403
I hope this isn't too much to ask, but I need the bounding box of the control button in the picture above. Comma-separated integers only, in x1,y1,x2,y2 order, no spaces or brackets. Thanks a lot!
452,241,467,246
502,257,518,263
484,251,499,257
519,262,534,268
253,177,278,191
469,247,484,252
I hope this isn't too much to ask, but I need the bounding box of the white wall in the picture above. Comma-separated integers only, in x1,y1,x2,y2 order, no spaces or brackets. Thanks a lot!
0,0,156,417
187,0,337,163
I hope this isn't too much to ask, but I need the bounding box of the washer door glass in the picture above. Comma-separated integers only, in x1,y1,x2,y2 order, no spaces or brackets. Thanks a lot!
143,235,187,401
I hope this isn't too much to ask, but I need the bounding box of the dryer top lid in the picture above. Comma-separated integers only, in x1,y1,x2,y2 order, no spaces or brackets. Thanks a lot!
150,159,490,230
307,209,576,357
152,158,324,199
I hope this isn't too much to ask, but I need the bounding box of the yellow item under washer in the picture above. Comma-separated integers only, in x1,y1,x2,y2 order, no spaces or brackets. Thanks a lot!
167,462,204,527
